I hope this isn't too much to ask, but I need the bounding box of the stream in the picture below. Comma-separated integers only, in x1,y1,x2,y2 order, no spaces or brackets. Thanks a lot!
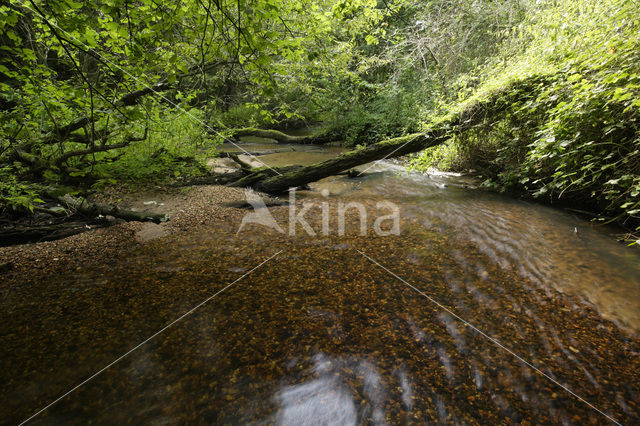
2,137,640,424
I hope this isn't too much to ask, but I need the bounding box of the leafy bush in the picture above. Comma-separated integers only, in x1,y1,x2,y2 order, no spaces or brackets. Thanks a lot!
412,0,640,229
93,106,220,184
0,167,44,214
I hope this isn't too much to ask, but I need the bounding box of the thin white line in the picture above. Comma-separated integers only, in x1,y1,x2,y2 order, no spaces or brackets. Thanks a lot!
19,250,283,425
356,249,622,426
356,132,425,176
19,1,281,175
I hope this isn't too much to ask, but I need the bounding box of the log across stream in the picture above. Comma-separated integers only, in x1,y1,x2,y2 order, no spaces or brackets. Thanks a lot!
217,77,545,194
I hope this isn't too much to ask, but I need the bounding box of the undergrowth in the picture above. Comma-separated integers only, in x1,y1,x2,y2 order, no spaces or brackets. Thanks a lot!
411,0,640,242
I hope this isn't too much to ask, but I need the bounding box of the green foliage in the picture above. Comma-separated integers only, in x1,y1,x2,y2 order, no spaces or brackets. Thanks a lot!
0,167,44,214
93,106,219,184
300,0,528,145
0,0,392,203
412,0,640,226
0,0,382,181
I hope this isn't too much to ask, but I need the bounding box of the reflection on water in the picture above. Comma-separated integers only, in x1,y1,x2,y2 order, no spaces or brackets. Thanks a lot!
2,140,640,424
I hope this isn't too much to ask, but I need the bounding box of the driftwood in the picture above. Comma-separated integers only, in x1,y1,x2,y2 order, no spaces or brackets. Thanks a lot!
0,193,167,246
58,194,167,223
0,194,167,246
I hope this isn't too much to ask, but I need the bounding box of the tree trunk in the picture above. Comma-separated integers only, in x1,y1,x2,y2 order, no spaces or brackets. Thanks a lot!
231,128,335,145
56,194,167,223
0,222,110,247
229,121,456,193
225,75,550,194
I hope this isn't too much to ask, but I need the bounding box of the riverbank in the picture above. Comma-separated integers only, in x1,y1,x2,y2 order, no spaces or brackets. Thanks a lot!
0,185,248,289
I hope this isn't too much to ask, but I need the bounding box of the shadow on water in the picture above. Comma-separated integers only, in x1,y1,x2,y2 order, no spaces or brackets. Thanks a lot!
2,139,640,424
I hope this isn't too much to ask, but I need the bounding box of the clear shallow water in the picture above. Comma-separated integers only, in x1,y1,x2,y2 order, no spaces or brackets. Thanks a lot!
305,161,640,333
2,139,640,424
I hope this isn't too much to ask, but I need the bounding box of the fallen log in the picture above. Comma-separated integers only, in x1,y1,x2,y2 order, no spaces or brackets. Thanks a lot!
217,148,295,157
231,128,335,145
56,194,167,223
228,165,303,189
0,221,110,247
1,193,168,246
226,75,550,194
228,124,454,194
227,153,253,170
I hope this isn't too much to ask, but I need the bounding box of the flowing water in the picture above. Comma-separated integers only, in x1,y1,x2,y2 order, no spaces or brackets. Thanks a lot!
2,137,640,424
